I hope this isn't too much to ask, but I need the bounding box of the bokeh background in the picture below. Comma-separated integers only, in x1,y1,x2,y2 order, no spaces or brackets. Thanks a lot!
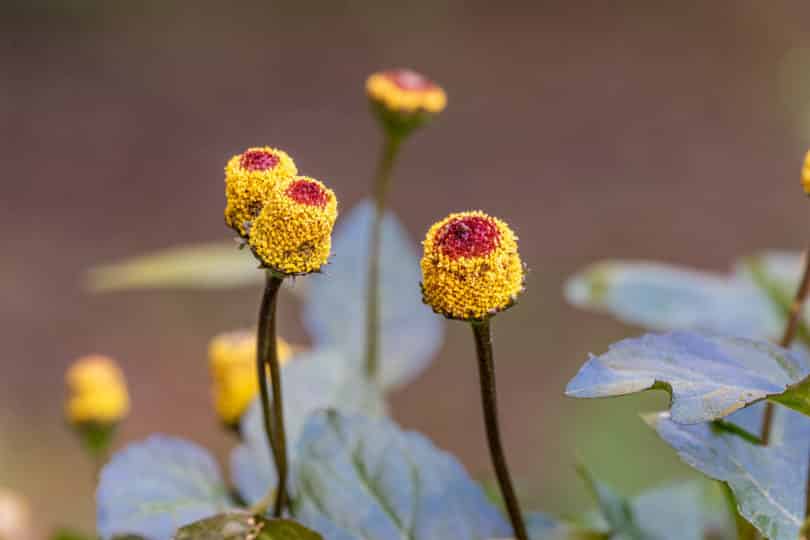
3,0,810,535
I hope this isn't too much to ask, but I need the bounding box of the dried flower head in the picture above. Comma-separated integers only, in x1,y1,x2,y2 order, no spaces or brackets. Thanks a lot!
366,69,446,136
802,149,810,196
208,330,293,425
421,211,524,321
224,147,298,237
65,355,130,424
248,176,338,275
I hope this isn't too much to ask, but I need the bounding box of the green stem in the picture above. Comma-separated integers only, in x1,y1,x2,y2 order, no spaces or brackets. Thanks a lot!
364,132,403,382
760,249,810,445
471,320,528,540
249,272,289,517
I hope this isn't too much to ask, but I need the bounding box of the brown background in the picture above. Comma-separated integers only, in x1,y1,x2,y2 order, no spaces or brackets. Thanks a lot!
2,0,810,534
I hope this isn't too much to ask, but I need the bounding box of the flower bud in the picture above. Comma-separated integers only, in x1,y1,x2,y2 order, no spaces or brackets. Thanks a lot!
224,147,297,237
208,330,293,426
366,69,446,137
248,176,338,275
421,212,524,321
65,355,130,425
802,149,810,196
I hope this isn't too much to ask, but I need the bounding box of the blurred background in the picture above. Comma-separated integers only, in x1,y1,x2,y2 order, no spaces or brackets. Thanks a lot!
3,0,810,534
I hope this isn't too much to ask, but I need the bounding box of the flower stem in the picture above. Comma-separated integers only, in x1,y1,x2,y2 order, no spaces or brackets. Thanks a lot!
760,249,810,445
250,272,289,517
364,132,403,382
471,319,528,540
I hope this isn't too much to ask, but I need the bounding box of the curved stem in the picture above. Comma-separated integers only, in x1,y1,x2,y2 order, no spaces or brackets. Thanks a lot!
760,249,810,445
364,133,402,382
249,272,289,517
471,320,528,540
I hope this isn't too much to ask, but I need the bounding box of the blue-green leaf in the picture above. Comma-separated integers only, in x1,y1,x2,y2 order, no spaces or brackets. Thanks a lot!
565,331,810,423
565,261,781,338
87,242,263,292
97,436,233,540
294,410,511,540
231,349,386,505
302,200,444,389
645,406,810,540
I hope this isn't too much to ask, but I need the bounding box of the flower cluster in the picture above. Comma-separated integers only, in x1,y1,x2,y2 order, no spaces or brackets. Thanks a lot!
65,355,130,425
224,148,338,275
208,330,293,425
421,211,524,320
248,176,338,275
224,147,298,237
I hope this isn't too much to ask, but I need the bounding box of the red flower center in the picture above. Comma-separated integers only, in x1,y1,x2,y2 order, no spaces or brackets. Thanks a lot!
384,69,436,91
286,179,329,208
435,216,500,259
240,150,280,171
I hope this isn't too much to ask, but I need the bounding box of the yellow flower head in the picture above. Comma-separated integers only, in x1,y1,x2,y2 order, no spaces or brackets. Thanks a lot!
65,355,130,424
208,330,293,425
366,69,447,115
421,211,524,321
802,149,810,196
248,176,338,275
224,147,298,237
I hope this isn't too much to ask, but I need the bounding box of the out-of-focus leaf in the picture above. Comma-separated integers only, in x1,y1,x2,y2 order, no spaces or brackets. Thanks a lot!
487,513,607,540
174,513,322,540
565,331,810,423
645,406,810,540
97,435,233,540
293,410,511,540
231,349,386,505
564,261,782,339
302,200,444,390
50,531,97,540
577,467,645,540
86,242,263,291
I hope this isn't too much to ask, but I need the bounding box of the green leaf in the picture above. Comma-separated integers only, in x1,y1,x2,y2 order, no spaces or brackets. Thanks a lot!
577,467,646,540
86,242,263,291
293,410,511,540
302,201,444,390
565,261,781,338
174,513,322,540
97,435,234,540
565,331,810,423
645,405,810,540
231,349,386,505
51,530,97,540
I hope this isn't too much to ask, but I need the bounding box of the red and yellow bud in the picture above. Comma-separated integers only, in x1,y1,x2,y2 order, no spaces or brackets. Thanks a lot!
224,147,298,237
421,212,524,321
248,176,338,275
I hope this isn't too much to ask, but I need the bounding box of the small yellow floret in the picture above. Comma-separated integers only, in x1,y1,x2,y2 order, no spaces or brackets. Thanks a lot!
65,355,130,424
248,176,338,275
224,147,298,237
366,69,447,114
802,150,810,196
421,211,524,321
208,330,293,424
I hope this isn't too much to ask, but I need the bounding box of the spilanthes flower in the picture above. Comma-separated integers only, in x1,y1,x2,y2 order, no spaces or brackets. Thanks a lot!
248,176,338,275
802,149,810,196
208,330,293,425
65,355,130,425
366,69,446,137
421,211,524,321
224,147,298,237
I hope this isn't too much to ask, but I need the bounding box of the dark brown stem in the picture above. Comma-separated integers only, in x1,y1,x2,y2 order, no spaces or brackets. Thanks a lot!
364,133,402,382
471,320,528,540
249,272,289,517
760,250,810,445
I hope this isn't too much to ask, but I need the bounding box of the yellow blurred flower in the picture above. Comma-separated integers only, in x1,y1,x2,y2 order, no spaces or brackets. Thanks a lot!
65,355,130,424
224,147,298,237
802,149,810,196
208,330,293,425
366,69,447,114
248,176,338,275
421,211,524,321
